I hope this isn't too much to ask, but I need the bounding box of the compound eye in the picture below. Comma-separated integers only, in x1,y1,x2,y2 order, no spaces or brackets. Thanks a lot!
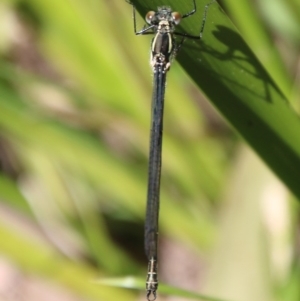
146,11,155,24
172,12,182,25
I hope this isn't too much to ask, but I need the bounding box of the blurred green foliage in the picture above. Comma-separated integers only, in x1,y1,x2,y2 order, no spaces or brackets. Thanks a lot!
0,0,299,301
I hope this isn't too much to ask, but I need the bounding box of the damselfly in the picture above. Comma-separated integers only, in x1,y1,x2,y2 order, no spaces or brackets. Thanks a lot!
126,1,215,299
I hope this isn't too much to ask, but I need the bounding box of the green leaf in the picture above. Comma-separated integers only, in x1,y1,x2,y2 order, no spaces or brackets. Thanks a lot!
97,276,231,301
130,0,300,199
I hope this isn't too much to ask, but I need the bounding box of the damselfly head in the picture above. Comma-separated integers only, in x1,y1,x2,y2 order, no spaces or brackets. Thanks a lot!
145,7,182,26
